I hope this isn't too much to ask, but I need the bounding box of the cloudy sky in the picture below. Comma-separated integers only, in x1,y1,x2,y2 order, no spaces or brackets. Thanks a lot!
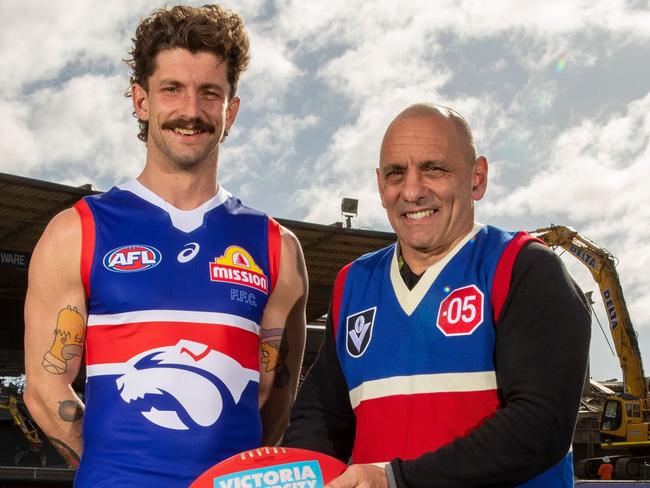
1,0,649,381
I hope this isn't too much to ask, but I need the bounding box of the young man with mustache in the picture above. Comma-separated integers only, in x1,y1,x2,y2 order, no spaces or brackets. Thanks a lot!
24,5,308,487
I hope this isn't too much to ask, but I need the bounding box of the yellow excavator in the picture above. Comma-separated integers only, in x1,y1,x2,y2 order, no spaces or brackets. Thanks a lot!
0,381,46,466
531,225,649,479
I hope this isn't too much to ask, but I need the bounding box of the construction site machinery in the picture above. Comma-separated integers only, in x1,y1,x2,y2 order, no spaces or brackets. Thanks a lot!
0,382,46,467
531,225,649,480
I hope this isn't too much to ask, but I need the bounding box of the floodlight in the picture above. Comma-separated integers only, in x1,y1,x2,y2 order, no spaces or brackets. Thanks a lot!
341,198,359,229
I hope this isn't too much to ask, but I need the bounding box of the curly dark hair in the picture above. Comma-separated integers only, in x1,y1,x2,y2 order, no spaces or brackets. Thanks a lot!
125,4,250,142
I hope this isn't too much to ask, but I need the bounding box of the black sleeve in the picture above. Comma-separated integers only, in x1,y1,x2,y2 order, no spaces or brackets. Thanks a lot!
390,242,592,487
282,311,356,462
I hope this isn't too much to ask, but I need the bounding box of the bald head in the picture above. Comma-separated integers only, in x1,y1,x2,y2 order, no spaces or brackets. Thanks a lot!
382,103,478,167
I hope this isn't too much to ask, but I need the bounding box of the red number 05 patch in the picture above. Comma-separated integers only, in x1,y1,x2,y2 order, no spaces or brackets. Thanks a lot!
436,285,484,336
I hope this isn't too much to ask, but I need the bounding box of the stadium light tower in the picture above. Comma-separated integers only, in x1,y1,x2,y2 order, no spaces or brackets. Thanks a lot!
341,198,358,229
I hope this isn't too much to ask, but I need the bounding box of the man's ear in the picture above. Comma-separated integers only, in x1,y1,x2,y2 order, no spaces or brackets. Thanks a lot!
131,83,149,121
224,96,240,131
471,156,488,201
376,167,387,209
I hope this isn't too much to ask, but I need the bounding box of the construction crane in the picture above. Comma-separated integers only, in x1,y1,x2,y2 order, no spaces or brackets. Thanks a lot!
531,225,648,479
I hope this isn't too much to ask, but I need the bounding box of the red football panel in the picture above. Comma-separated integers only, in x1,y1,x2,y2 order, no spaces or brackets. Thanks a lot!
190,447,347,488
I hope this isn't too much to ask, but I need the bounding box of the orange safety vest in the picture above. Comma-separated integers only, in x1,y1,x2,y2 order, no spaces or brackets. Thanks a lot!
598,463,614,480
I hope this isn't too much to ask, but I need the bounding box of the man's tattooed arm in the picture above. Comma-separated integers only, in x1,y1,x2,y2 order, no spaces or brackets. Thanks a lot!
23,209,87,470
257,226,307,444
34,307,85,468
261,327,290,388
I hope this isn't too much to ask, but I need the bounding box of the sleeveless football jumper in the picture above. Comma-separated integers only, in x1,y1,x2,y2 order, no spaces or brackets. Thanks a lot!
330,224,574,487
73,181,280,487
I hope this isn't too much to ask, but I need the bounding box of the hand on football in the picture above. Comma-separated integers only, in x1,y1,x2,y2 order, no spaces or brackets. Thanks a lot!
325,464,388,488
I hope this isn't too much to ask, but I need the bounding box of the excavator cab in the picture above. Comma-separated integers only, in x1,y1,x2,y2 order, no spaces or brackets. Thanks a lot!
601,396,648,446
601,398,623,437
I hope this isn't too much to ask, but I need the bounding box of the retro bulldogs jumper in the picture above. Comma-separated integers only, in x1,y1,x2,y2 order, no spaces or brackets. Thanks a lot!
327,224,572,486
73,180,280,487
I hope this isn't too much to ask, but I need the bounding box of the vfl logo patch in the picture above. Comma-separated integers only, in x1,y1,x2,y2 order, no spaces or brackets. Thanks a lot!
210,246,269,294
103,245,161,272
346,307,376,357
113,340,258,430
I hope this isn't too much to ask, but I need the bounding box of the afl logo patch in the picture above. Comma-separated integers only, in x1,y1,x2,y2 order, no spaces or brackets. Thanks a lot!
346,307,376,357
103,245,162,272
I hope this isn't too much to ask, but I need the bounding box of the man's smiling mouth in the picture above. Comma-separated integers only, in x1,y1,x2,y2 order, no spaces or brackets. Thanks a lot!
173,128,204,136
405,209,435,220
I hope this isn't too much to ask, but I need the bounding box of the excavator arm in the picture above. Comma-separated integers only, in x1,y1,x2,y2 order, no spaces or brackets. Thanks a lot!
530,225,647,399
530,225,650,478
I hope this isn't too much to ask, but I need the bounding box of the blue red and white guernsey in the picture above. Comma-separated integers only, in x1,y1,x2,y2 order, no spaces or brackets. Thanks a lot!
72,180,281,487
330,223,574,487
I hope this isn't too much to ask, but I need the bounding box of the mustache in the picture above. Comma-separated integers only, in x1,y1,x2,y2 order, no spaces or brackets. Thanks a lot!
161,117,215,133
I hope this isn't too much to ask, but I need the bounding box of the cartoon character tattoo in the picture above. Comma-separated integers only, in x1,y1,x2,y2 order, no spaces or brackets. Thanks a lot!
260,327,289,388
42,305,85,374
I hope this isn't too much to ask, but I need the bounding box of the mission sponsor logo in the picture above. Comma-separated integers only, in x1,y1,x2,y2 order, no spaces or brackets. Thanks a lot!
212,461,322,488
103,245,162,272
210,246,268,294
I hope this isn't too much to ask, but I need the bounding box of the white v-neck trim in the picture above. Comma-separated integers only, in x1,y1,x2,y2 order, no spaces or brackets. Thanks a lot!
389,223,484,316
118,179,231,233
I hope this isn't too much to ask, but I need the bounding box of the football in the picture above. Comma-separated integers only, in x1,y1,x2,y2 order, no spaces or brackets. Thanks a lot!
190,446,347,488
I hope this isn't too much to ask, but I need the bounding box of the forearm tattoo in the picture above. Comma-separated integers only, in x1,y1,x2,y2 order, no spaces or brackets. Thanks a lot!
58,400,83,422
42,305,85,374
48,437,80,468
260,327,290,388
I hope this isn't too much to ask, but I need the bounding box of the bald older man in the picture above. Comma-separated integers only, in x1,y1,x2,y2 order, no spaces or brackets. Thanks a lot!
283,104,591,487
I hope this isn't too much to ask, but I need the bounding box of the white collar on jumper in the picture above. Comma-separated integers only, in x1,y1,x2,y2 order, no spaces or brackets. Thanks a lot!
118,179,231,233
389,222,484,316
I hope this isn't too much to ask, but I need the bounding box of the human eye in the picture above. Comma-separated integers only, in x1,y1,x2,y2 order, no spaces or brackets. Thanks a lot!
202,89,221,100
383,167,405,182
161,85,179,94
422,161,445,175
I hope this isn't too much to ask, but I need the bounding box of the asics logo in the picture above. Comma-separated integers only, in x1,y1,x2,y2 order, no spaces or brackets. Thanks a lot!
177,242,200,263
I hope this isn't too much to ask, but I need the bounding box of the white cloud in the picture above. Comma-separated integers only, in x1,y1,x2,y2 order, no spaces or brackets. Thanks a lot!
269,0,356,47
483,92,650,223
483,91,650,346
0,73,142,187
221,112,319,194
242,30,303,108
0,99,40,173
509,79,559,116
0,1,146,95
